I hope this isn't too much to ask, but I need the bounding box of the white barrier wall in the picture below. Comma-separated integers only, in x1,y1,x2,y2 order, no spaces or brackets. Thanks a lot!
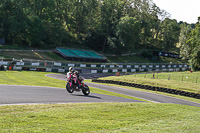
80,64,86,67
127,65,131,68
149,65,153,68
30,68,36,71
139,69,144,72
103,70,108,73
118,65,123,68
46,68,52,72
122,69,127,72
68,64,75,67
112,69,118,72
32,63,39,66
91,70,97,73
135,65,139,68
16,62,24,66
0,62,8,65
110,65,115,68
91,64,96,67
131,69,136,72
13,67,22,70
101,65,106,68
54,62,61,66
58,69,65,73
142,65,146,68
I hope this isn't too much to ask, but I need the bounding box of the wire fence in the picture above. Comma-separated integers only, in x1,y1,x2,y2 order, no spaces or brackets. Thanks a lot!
132,72,200,84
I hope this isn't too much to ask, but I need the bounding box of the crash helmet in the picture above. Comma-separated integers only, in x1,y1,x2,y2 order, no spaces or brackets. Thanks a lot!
69,67,75,72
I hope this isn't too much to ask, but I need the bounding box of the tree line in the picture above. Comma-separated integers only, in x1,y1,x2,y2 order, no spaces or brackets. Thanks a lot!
0,0,199,69
179,18,200,70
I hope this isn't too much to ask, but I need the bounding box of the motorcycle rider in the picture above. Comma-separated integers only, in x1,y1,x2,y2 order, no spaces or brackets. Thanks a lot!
66,67,90,95
67,67,80,89
66,67,75,81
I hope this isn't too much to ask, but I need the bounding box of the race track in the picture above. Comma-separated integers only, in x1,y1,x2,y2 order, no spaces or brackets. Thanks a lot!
1,73,199,107
47,74,200,107
0,85,142,106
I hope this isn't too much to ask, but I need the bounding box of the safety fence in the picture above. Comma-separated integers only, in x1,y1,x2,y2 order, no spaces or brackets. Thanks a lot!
0,58,189,73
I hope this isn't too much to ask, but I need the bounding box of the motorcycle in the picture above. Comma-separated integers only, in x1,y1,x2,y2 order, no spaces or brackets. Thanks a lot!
66,71,90,96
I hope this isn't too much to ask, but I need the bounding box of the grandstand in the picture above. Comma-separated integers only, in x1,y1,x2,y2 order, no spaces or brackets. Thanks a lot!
54,48,107,62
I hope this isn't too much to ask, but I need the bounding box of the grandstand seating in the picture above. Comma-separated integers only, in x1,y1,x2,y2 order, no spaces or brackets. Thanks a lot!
54,48,107,62
85,51,105,59
57,48,77,57
69,49,92,58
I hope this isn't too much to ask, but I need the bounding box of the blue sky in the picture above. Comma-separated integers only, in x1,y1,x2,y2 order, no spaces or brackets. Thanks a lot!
153,0,200,23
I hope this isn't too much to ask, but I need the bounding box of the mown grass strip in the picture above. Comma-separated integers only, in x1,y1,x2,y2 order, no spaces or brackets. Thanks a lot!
0,103,199,133
99,72,200,94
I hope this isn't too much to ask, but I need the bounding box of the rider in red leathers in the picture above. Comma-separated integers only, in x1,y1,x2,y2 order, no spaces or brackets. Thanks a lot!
67,67,80,89
66,67,75,81
66,67,90,95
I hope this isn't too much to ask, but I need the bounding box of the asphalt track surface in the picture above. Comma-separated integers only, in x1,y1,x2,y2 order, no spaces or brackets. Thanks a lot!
47,74,200,107
1,73,199,107
0,84,142,106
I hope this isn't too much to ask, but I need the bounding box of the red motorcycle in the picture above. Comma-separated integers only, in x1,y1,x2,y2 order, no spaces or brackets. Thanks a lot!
66,71,90,95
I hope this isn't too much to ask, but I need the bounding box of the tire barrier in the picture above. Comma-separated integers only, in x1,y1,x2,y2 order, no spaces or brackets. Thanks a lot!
92,79,200,99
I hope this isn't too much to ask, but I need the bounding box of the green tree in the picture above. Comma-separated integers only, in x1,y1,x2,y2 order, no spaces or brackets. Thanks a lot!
115,16,140,52
187,18,200,70
160,18,181,51
179,23,192,60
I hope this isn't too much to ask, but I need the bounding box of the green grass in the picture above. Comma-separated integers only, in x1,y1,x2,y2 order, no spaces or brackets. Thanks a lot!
0,51,66,61
0,103,199,133
0,71,200,132
0,44,30,50
99,71,200,94
0,71,144,101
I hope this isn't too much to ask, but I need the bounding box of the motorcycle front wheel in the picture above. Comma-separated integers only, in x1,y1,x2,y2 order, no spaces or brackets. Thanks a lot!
82,85,90,96
66,83,74,93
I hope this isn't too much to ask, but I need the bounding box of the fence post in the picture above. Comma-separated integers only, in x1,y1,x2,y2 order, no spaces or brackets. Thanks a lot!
144,72,146,78
157,73,158,79
168,74,170,80
152,73,155,79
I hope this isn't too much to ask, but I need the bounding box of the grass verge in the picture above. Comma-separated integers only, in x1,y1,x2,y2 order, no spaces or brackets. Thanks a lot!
0,103,199,133
0,71,200,132
99,72,200,94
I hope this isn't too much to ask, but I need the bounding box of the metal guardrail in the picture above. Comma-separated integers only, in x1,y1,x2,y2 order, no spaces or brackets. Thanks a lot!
0,58,190,73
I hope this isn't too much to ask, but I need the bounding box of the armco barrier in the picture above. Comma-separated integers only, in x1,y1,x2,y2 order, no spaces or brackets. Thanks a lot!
92,79,200,99
2,58,190,73
13,60,189,69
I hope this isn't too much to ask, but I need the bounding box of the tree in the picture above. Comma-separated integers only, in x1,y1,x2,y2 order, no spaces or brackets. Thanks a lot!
115,16,140,52
160,18,181,51
179,23,192,60
187,19,200,70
